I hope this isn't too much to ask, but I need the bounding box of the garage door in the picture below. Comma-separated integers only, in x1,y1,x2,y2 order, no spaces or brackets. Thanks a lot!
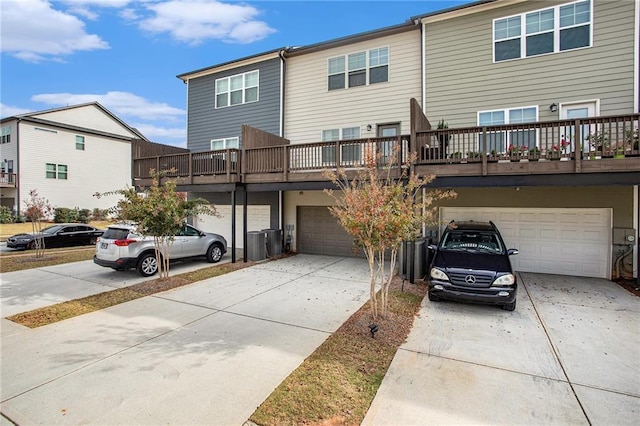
195,205,270,249
441,207,612,279
297,206,360,256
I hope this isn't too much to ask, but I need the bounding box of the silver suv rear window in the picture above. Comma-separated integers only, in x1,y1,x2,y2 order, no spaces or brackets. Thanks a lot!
102,228,132,240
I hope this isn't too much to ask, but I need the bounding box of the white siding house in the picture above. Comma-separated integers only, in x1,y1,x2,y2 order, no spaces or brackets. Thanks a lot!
0,102,147,217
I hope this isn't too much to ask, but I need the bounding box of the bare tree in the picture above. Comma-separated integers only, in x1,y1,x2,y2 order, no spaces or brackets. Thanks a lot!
23,190,54,258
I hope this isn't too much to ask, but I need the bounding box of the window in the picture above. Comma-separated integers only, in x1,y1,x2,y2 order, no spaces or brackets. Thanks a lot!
328,47,388,91
210,137,239,151
321,127,361,163
46,163,68,179
215,70,259,108
1,126,10,144
75,135,85,150
58,164,68,179
478,106,538,152
46,163,57,179
494,0,591,62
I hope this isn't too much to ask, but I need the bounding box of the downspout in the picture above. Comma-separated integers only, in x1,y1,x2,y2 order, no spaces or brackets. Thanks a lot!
419,18,426,113
15,118,21,217
278,48,288,239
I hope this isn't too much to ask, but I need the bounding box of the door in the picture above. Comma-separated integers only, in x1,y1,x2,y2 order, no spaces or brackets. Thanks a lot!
377,123,402,164
560,101,598,154
178,224,205,257
440,207,612,279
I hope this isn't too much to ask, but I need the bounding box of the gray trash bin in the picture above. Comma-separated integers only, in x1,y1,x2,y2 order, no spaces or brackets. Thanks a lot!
247,231,266,261
262,229,282,256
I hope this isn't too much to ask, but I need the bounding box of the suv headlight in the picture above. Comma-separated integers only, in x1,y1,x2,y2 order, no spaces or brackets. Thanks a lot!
492,274,515,286
430,268,449,281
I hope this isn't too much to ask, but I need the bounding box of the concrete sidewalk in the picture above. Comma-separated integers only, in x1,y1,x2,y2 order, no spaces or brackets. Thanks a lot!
1,255,372,425
363,272,640,425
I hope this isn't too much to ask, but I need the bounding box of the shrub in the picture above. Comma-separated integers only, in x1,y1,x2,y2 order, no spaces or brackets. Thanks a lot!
0,206,14,224
78,209,91,223
54,207,79,223
91,208,108,221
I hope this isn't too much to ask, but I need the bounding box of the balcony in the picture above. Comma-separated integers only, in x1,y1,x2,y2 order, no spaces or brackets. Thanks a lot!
0,173,17,188
133,114,640,189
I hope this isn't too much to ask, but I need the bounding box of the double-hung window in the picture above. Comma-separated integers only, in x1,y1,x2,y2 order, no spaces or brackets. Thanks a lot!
478,107,538,152
321,127,361,164
46,163,68,179
327,47,388,91
210,137,239,151
1,126,10,144
215,70,259,108
75,135,85,150
494,0,591,62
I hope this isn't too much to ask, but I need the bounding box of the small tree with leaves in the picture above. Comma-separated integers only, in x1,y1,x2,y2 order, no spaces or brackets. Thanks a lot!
23,189,54,258
323,145,455,320
95,169,218,280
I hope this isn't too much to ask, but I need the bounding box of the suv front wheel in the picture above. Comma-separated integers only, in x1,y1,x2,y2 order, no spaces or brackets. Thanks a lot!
137,252,159,277
207,243,223,263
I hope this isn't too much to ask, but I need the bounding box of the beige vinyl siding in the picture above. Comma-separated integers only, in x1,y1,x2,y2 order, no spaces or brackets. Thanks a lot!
285,29,421,144
18,123,131,212
31,104,140,138
424,0,636,127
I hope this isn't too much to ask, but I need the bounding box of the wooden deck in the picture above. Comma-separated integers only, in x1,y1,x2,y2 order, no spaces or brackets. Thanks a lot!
133,114,640,188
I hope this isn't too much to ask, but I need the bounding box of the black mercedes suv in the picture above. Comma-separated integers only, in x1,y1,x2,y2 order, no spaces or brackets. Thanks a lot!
427,220,519,311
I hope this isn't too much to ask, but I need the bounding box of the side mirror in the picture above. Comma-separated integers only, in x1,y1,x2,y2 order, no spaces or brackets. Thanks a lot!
427,244,438,251
507,249,519,256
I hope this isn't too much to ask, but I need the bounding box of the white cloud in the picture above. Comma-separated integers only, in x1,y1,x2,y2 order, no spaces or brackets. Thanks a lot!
31,91,185,122
0,103,33,119
131,123,186,146
138,0,276,45
0,0,110,62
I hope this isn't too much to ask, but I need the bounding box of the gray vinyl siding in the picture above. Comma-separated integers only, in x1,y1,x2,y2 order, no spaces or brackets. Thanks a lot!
187,58,281,152
424,0,636,126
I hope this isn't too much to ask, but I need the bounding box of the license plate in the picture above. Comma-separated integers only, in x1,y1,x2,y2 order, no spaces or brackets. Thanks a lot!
101,242,108,249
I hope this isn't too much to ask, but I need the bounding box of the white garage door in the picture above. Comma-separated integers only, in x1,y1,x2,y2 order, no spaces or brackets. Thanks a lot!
441,207,612,279
195,205,271,249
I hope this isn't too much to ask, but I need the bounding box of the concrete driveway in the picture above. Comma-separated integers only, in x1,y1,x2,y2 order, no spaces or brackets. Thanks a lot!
0,255,372,425
364,272,640,425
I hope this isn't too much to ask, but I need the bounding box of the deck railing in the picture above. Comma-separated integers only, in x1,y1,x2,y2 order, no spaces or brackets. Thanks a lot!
132,114,639,185
0,173,17,187
416,114,639,164
134,149,241,179
244,135,408,175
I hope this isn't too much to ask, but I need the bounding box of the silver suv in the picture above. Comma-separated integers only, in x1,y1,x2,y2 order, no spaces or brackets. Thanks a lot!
94,223,227,277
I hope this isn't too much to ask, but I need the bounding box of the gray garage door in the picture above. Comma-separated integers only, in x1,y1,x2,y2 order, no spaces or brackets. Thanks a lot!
297,206,361,256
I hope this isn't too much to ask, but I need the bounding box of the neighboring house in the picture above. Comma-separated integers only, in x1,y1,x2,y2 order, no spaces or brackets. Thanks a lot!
0,102,148,217
140,0,639,280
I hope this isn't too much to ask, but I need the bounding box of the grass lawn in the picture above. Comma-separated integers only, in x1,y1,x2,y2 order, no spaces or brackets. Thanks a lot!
0,220,112,241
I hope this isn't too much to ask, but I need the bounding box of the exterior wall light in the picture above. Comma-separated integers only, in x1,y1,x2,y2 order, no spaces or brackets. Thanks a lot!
549,103,558,112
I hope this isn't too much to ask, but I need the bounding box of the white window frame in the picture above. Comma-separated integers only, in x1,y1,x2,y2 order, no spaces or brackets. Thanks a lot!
75,135,85,150
327,47,389,91
215,70,259,108
210,137,239,151
493,0,592,63
46,163,67,179
321,127,361,164
1,126,10,144
477,106,539,153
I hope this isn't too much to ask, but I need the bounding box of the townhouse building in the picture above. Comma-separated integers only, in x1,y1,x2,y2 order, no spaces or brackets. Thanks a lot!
135,0,639,280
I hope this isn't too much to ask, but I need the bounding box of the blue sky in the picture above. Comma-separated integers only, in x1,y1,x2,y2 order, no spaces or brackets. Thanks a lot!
1,0,466,147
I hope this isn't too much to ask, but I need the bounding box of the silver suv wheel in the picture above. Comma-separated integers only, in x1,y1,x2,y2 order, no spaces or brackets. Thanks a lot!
137,252,158,277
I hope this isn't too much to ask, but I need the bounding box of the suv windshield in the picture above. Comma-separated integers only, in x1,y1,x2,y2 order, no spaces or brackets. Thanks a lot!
440,230,503,253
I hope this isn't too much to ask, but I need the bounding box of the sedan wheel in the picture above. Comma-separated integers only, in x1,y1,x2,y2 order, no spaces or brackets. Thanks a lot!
27,241,37,250
207,243,223,263
137,252,158,277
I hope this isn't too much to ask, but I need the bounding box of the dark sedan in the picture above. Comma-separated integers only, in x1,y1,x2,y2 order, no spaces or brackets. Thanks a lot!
6,223,104,250
427,220,519,311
